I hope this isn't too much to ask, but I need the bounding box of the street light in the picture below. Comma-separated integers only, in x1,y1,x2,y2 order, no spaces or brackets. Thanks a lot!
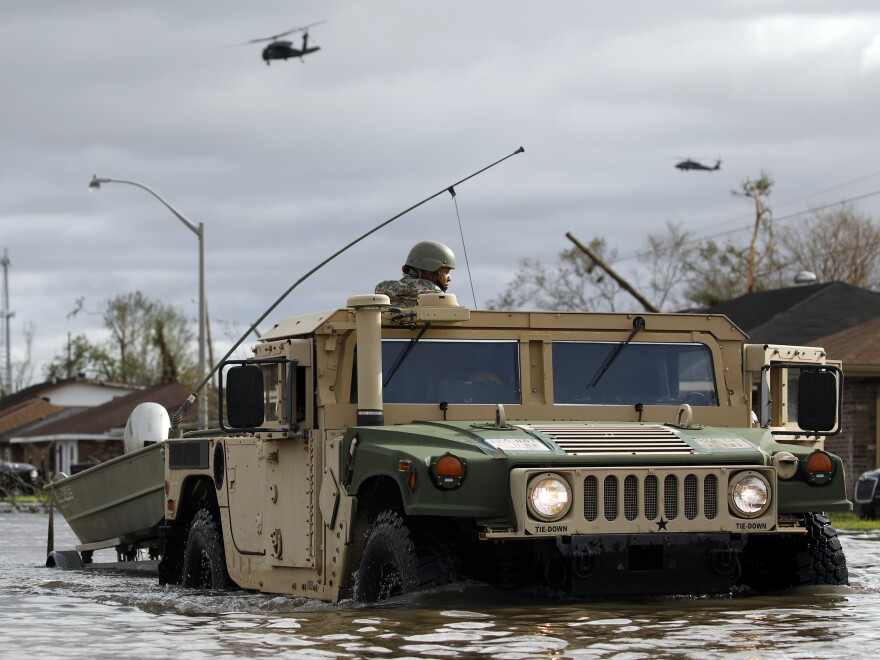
89,174,207,429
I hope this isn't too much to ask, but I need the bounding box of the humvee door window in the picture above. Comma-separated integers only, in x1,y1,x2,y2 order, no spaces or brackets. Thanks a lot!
379,340,521,405
552,342,718,406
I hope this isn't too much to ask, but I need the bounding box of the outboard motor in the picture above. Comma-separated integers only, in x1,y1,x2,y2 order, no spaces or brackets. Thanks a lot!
123,402,171,454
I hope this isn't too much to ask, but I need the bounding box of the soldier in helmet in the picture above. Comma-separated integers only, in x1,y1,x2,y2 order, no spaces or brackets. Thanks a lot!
375,240,456,307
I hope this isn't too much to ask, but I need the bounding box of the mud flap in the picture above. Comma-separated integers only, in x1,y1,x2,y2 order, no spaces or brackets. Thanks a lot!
560,533,745,596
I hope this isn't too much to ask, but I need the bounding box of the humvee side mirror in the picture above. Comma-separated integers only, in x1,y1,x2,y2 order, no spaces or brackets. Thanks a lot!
797,369,840,433
226,365,264,429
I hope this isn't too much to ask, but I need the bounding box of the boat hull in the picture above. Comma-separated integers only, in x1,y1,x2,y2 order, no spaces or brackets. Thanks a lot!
47,442,164,546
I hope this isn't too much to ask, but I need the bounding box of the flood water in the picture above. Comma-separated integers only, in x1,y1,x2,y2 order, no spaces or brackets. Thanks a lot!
2,508,880,659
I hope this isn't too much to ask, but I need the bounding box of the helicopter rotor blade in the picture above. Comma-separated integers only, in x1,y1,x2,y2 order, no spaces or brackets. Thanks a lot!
225,34,288,47
228,20,326,49
257,20,326,43
225,37,271,47
299,20,327,31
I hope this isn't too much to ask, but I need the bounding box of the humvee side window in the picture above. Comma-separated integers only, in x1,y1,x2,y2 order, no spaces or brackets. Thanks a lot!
552,342,718,406
358,339,521,405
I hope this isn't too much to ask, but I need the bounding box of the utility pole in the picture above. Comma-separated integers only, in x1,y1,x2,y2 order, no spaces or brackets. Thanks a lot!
1,249,14,396
566,233,660,313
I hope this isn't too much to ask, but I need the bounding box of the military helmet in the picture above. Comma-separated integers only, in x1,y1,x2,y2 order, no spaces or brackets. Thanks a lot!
405,241,457,273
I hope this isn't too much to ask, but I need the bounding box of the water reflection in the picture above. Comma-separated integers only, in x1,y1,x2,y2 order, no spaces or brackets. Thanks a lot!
2,512,879,658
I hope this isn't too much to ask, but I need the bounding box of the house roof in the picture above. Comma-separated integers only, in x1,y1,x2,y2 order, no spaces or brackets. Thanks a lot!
0,398,66,436
0,376,137,412
0,378,77,412
13,382,197,439
813,316,880,376
705,282,880,345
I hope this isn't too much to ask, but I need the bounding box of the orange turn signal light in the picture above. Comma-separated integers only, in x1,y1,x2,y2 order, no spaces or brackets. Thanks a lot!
807,451,833,474
430,453,467,490
804,451,834,485
435,454,464,477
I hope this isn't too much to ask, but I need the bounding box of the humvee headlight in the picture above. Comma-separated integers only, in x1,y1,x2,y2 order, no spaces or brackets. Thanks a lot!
527,474,572,521
729,472,770,518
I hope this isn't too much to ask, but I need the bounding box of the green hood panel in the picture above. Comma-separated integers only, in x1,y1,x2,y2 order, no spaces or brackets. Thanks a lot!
341,420,779,519
348,420,770,465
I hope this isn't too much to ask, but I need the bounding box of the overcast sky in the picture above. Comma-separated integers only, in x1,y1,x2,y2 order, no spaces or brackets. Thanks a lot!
4,1,880,387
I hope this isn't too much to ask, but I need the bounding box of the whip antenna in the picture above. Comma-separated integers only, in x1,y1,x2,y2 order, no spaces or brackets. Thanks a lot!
171,146,525,433
447,186,478,309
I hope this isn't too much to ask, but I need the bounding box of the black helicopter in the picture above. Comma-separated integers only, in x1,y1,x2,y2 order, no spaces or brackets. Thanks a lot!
675,158,722,172
242,21,326,65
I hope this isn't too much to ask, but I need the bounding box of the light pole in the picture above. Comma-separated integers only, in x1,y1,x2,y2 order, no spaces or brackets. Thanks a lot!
89,174,207,429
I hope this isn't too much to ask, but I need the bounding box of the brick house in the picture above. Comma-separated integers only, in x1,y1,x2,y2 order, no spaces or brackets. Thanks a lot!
811,317,880,485
0,377,137,472
2,381,196,476
706,281,880,492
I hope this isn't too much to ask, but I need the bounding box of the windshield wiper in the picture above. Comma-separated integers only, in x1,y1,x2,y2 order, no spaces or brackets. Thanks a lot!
587,316,646,388
383,323,431,388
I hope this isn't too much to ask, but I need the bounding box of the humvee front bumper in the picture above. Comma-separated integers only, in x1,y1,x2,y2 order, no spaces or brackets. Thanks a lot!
483,466,779,538
559,532,746,596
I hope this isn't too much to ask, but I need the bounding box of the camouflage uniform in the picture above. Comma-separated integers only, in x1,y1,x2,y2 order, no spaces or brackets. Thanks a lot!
375,274,441,307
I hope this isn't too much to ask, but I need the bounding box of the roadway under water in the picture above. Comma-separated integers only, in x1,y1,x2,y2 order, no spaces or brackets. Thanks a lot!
2,509,879,658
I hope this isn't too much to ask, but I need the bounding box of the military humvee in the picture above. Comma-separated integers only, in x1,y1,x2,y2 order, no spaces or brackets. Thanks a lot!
158,292,849,601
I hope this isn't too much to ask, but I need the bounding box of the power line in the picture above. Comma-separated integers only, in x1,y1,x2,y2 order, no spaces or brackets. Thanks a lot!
613,184,880,265
699,169,880,237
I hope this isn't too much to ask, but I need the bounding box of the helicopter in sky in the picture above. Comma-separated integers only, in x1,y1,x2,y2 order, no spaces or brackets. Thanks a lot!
241,21,326,65
675,158,722,172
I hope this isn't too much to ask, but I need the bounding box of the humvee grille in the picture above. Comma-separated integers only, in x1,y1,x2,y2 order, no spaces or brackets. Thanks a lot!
583,470,720,524
486,466,775,539
168,439,209,470
520,424,693,454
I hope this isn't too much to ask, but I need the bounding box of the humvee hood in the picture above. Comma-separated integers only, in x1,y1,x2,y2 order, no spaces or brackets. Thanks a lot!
377,420,769,464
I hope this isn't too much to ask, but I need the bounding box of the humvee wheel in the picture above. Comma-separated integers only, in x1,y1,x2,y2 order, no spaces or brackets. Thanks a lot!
795,513,848,586
354,510,459,602
740,512,848,590
182,508,231,590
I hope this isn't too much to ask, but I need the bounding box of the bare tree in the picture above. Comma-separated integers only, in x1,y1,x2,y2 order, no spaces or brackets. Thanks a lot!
682,239,752,308
487,226,690,313
732,171,775,294
780,203,880,288
638,221,694,310
486,238,622,311
46,292,197,386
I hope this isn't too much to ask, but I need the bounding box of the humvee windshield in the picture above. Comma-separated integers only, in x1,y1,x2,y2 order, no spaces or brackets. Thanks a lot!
552,341,718,407
363,339,717,408
380,339,521,404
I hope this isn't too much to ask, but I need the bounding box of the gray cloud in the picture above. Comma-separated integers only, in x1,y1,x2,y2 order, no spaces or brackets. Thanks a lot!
3,0,880,383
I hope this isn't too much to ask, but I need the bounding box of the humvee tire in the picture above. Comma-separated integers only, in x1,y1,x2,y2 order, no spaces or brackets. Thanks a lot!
740,512,848,591
354,510,459,602
182,508,231,590
795,513,848,586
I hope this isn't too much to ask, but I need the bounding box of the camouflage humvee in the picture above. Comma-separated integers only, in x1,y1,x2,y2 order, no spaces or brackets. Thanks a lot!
158,292,849,600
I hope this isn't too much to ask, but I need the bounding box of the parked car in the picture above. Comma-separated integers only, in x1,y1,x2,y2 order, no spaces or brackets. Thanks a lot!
0,460,43,495
854,468,880,519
